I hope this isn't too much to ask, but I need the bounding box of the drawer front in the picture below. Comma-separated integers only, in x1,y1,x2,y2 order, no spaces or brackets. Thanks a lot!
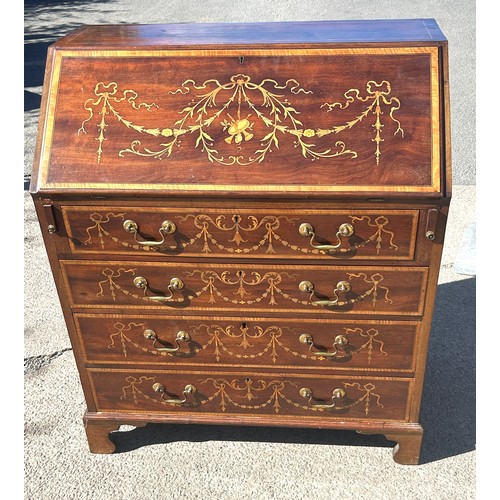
62,206,420,261
89,369,412,421
76,314,418,372
61,261,428,316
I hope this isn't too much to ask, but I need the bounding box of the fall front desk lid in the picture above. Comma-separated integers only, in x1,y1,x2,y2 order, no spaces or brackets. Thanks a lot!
31,21,448,197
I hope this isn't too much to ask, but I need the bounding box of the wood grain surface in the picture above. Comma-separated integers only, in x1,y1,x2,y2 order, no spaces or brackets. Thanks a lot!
29,20,451,464
62,206,420,261
60,260,428,316
33,46,441,196
75,313,419,372
89,368,412,421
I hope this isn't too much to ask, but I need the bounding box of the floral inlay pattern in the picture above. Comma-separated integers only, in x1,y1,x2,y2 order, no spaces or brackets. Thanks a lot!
348,216,398,254
185,269,295,306
107,321,388,364
119,376,385,416
321,80,404,165
78,82,158,164
81,211,400,256
177,214,298,254
346,272,393,308
78,76,404,166
84,212,125,249
190,323,286,362
96,268,136,301
94,267,393,309
108,321,147,357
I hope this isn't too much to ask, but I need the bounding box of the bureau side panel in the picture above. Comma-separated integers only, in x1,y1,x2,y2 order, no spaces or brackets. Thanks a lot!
30,197,98,411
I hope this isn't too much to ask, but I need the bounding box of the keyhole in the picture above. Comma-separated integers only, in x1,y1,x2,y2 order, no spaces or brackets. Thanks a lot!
241,322,248,329
239,56,244,64
233,215,240,223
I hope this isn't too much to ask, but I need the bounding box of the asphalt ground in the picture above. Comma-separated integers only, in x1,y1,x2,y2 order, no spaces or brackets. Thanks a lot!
22,2,479,499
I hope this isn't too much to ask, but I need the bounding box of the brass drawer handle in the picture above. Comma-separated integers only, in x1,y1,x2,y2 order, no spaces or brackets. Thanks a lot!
299,334,349,357
298,222,354,252
133,276,184,301
299,387,346,409
123,219,177,247
299,280,351,306
152,383,196,405
143,329,190,352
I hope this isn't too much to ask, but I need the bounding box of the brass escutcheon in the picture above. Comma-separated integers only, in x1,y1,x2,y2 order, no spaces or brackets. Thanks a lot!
133,276,148,289
299,333,313,345
336,281,351,293
338,223,355,237
298,223,314,237
334,335,349,347
169,277,184,290
299,280,314,293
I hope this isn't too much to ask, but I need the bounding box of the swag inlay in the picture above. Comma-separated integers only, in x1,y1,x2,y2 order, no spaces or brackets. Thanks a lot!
119,375,385,415
78,76,403,166
107,321,388,364
94,267,392,309
82,211,399,256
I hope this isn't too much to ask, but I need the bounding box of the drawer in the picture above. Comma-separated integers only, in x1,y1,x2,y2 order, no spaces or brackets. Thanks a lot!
61,260,428,316
62,206,421,261
76,314,419,373
89,369,412,421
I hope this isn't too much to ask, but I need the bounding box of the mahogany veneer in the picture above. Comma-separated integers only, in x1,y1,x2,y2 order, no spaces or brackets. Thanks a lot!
30,19,451,464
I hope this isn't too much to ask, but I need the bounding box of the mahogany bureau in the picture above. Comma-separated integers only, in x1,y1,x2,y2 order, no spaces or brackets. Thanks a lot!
30,19,451,465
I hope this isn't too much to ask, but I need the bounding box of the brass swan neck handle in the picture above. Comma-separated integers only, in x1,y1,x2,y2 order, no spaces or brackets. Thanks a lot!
299,387,346,409
298,222,354,252
299,333,350,357
123,219,177,247
133,276,184,302
152,383,196,405
143,329,190,352
299,279,351,306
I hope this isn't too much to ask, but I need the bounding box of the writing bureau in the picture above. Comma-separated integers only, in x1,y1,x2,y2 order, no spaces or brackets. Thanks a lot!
30,19,451,464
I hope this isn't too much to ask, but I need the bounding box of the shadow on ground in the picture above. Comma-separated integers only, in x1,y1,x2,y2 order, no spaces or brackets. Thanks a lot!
108,277,476,464
24,0,116,111
419,276,476,463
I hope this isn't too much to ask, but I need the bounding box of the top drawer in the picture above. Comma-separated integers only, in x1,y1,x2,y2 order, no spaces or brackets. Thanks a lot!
62,206,421,261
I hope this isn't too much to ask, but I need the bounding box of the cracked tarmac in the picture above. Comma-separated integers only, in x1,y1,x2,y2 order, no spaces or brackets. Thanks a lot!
24,348,73,374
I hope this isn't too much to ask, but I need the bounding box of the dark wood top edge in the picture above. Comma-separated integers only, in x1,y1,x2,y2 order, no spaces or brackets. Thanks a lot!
30,188,446,201
52,41,448,53
51,19,447,49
